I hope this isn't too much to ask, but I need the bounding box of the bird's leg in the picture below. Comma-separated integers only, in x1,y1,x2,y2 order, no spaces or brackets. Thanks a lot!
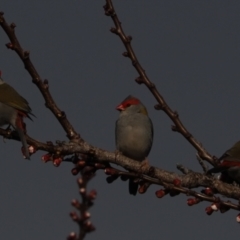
2,124,12,143
139,158,150,173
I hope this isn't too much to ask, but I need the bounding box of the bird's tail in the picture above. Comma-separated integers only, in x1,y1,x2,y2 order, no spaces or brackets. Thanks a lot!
129,179,138,196
16,126,30,160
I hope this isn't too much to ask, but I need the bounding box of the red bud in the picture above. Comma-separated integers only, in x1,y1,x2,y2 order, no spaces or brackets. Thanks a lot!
70,212,79,222
187,198,200,206
236,213,240,223
71,168,80,175
201,187,213,196
87,190,97,200
41,153,52,162
105,168,118,175
155,189,166,198
173,179,181,186
205,206,214,215
53,158,62,167
67,232,77,240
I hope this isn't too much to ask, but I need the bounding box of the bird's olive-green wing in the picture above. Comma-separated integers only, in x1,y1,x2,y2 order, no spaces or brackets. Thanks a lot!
0,83,32,113
219,141,240,160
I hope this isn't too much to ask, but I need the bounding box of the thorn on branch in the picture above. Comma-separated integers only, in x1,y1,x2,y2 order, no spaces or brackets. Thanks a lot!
171,125,177,132
122,52,129,57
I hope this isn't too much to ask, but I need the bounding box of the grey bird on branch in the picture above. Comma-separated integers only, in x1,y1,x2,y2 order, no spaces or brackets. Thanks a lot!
115,95,153,195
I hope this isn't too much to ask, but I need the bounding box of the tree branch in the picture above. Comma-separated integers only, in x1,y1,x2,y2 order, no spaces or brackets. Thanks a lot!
0,11,80,141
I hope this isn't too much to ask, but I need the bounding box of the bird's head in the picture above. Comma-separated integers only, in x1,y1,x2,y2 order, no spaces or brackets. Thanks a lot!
116,95,148,115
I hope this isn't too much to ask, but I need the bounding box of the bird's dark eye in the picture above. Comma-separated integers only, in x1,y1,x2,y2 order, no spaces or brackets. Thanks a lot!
126,103,131,107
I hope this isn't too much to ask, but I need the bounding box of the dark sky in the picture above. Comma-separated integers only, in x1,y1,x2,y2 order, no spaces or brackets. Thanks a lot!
0,1,240,239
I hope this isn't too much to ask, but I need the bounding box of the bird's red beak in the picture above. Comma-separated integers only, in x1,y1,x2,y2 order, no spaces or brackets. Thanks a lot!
116,104,125,111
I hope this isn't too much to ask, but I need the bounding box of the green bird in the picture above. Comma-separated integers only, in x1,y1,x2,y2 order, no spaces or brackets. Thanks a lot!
208,141,240,184
0,72,34,159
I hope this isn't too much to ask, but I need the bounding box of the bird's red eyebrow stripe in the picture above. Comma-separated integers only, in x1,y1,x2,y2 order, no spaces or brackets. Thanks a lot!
123,98,140,105
220,160,240,167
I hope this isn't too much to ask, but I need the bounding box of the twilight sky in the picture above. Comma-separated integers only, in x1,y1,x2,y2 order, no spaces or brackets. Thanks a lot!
0,1,240,239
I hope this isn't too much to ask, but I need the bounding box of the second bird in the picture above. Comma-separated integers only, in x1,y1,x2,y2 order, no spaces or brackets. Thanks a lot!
0,72,34,159
115,95,153,195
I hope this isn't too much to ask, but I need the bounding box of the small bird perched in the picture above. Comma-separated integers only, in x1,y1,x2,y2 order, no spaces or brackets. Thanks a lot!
208,141,240,184
115,95,153,195
0,72,34,159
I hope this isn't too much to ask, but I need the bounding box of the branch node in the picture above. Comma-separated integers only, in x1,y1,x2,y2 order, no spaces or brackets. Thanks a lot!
57,111,66,119
23,51,30,59
10,23,16,29
149,82,155,89
132,60,137,66
43,79,49,89
5,42,14,49
154,104,162,110
110,27,118,35
173,111,179,118
122,52,129,57
126,35,132,42
135,77,144,84
171,125,177,131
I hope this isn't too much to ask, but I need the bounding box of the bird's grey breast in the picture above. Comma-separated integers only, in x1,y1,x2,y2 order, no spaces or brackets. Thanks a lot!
116,113,153,160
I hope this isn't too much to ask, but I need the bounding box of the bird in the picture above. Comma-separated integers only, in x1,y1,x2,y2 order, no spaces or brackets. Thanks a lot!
115,95,153,195
208,141,240,184
0,72,34,159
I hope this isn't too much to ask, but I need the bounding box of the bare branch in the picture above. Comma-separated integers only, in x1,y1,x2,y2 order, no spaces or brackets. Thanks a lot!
0,11,80,141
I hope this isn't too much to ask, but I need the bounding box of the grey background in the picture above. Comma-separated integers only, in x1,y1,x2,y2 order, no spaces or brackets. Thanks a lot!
0,1,239,239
